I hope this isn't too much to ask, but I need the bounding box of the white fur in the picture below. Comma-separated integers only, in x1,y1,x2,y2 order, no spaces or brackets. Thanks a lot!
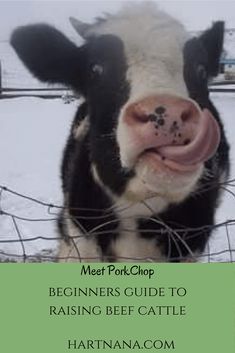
110,218,165,262
114,195,168,218
88,2,189,101
124,160,204,205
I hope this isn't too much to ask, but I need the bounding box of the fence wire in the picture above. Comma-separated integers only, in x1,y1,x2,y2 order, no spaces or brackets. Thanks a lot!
0,183,234,263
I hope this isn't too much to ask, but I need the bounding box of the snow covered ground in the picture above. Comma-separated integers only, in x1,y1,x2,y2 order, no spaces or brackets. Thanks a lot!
0,93,234,262
0,97,77,261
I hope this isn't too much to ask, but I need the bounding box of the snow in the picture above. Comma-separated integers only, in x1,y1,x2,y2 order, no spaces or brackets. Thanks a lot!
205,92,235,262
0,97,77,261
0,93,234,262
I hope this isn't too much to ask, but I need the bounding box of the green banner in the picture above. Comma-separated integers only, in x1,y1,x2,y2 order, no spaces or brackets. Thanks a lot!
0,264,234,352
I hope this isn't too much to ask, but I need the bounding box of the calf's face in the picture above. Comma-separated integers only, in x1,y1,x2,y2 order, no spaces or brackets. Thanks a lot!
11,5,224,210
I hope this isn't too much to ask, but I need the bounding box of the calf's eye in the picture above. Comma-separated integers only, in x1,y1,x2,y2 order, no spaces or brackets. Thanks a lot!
197,64,207,82
91,64,104,76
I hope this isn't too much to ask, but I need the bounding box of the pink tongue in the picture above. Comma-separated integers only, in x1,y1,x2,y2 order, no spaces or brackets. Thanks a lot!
157,109,220,166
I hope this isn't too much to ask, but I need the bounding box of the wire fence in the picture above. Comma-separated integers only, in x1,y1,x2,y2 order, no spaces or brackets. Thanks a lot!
0,183,234,263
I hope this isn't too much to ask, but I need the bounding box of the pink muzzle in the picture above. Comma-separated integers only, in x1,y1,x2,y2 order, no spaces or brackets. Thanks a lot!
123,95,220,172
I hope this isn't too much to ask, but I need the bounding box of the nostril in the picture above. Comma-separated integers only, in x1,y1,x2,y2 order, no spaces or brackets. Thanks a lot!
132,111,149,123
183,138,191,145
148,114,158,122
181,110,191,123
155,106,166,115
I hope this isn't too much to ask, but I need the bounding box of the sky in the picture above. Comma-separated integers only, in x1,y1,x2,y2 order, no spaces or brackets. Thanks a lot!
1,1,235,42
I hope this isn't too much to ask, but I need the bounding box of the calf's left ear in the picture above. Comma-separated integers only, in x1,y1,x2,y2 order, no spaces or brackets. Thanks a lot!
11,24,87,94
199,21,224,77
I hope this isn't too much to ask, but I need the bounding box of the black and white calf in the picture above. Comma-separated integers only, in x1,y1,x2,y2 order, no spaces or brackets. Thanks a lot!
11,3,229,262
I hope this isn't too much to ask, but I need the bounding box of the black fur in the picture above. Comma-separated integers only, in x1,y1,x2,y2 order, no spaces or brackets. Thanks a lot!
200,21,224,77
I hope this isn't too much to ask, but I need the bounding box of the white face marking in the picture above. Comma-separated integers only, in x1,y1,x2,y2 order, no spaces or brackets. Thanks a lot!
89,3,189,101
85,3,203,211
111,6,189,184
124,29,188,104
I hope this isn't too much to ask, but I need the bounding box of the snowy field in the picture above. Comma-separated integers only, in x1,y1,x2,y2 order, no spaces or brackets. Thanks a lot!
0,97,76,261
0,93,234,262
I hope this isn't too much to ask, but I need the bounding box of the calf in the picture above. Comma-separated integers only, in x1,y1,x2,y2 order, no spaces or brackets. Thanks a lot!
11,3,229,262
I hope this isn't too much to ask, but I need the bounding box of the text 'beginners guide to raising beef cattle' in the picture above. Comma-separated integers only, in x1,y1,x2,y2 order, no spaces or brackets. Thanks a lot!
11,2,230,262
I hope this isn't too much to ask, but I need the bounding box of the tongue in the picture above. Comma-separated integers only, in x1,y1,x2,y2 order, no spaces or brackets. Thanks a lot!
157,109,220,166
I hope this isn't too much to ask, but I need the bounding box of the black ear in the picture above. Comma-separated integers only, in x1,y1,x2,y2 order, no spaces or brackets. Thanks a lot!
11,24,87,93
199,21,224,77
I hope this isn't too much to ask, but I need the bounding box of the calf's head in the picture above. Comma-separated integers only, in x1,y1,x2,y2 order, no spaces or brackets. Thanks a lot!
11,4,224,209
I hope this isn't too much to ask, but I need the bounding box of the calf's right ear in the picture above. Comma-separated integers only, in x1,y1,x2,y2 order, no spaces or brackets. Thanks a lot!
11,24,87,94
199,21,224,77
